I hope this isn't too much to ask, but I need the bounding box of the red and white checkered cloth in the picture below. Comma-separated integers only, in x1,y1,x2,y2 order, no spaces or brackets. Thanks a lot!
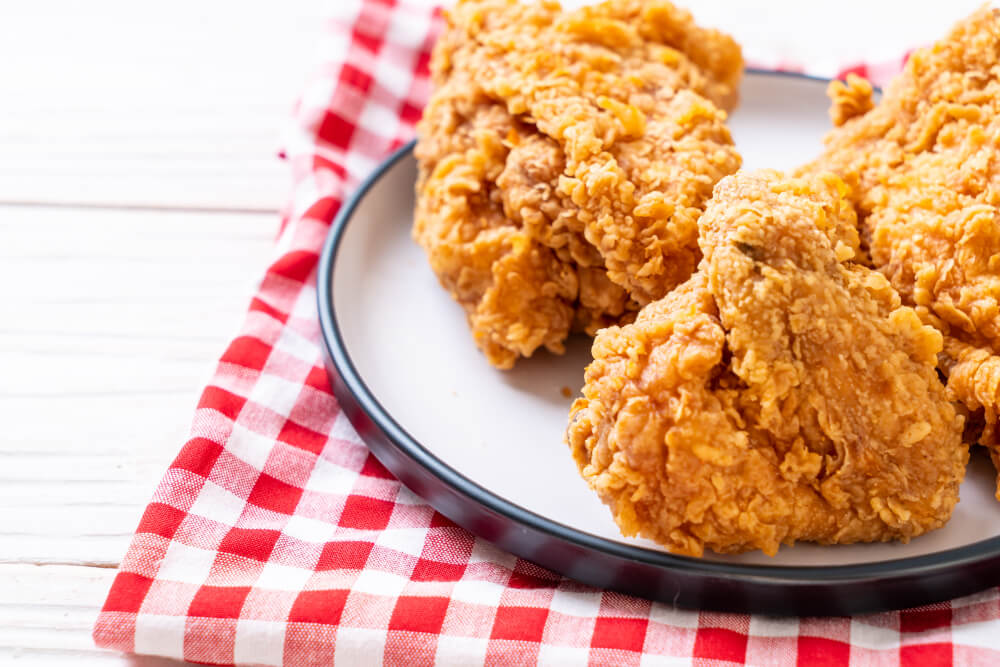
93,1,1000,664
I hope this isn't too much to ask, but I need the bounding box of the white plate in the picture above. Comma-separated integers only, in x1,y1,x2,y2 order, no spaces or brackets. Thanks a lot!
318,71,1000,613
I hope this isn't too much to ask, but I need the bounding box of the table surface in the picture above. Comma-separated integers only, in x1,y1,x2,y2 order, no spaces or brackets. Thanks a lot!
2,1,325,664
1,1,988,665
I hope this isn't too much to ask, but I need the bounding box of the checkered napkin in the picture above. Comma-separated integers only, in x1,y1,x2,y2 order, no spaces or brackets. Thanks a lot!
93,1,1000,665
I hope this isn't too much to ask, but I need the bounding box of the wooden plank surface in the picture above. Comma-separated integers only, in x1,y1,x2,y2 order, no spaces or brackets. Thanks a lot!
0,0,325,210
0,564,179,665
0,0,326,662
0,207,275,664
1,206,277,569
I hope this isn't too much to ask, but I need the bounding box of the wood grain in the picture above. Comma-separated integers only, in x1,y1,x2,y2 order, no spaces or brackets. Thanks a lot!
0,206,275,664
0,564,180,665
0,0,325,211
0,2,325,662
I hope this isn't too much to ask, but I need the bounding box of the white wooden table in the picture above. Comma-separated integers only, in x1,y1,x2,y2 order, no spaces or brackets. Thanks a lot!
1,1,986,664
1,1,325,663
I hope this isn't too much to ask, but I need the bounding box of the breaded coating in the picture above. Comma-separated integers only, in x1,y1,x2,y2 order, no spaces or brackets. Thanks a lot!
414,0,742,368
801,7,1000,494
566,171,967,557
827,73,874,127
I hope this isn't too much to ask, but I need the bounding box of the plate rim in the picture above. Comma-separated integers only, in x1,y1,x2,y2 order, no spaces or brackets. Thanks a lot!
317,69,1000,613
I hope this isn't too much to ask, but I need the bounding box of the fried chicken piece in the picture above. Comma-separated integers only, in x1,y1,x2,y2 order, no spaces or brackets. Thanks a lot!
414,0,742,368
566,171,967,556
800,7,1000,494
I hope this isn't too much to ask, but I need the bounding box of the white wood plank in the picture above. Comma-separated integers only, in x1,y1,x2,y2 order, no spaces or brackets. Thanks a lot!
0,205,275,572
0,0,323,662
1,205,274,661
0,563,194,665
0,0,327,210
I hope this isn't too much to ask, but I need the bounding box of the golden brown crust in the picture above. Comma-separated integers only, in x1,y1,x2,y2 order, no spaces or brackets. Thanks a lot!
414,0,742,367
940,334,1000,496
827,73,874,127
800,6,1000,485
567,171,967,556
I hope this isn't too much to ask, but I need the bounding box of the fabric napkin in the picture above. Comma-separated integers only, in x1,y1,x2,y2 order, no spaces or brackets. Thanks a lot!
94,1,1000,664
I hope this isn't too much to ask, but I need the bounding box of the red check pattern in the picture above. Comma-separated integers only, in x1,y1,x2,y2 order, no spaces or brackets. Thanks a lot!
93,1,1000,664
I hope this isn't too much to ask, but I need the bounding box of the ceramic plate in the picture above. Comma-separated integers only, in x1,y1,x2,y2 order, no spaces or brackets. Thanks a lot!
317,71,1000,614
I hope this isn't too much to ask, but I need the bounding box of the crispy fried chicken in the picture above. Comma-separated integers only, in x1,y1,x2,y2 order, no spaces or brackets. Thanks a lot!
566,171,967,556
414,0,742,368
